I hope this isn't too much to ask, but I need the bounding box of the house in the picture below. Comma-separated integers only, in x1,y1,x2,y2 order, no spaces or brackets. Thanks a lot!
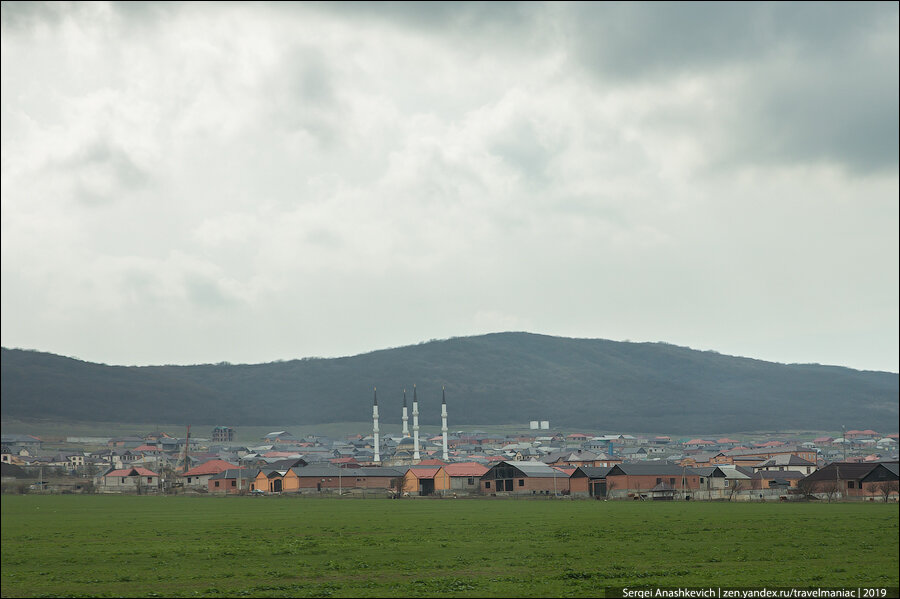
683,439,716,449
181,459,240,490
211,426,235,442
97,467,160,493
403,466,450,496
443,462,489,494
208,469,254,494
481,461,570,496
800,462,899,499
752,454,818,475
108,437,145,449
569,466,613,497
541,450,621,468
751,470,804,489
604,463,700,499
250,466,404,494
710,446,818,466
253,469,288,492
0,434,43,450
691,466,729,498
263,431,297,444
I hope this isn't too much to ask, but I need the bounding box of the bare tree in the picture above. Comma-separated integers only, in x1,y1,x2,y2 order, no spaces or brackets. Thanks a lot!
728,480,744,501
873,481,899,503
604,478,616,499
820,480,841,502
796,477,817,500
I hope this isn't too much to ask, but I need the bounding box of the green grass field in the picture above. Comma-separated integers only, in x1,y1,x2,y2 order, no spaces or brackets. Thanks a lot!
2,495,898,598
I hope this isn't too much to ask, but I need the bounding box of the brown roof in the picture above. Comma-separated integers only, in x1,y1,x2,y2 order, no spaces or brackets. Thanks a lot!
802,462,880,482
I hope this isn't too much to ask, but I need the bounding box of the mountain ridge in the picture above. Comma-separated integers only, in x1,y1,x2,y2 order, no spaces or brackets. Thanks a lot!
2,332,897,434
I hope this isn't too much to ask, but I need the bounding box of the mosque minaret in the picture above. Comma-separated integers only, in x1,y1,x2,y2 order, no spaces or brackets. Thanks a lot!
401,389,409,437
412,385,421,460
441,386,449,462
372,387,380,463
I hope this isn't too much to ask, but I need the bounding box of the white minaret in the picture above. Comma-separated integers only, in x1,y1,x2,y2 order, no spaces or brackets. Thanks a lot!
372,387,380,463
441,386,449,462
412,385,420,461
401,389,409,437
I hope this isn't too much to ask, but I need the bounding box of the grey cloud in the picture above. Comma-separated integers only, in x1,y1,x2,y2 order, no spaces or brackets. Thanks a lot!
1,1,64,30
567,3,889,80
488,120,556,186
263,45,345,148
57,141,149,206
185,275,236,309
731,57,899,173
308,1,536,34
564,2,898,174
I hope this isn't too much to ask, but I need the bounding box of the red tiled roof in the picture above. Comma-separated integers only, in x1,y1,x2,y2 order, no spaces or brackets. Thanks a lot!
416,459,446,466
134,445,160,452
183,459,238,476
716,438,740,444
685,439,714,445
443,462,489,477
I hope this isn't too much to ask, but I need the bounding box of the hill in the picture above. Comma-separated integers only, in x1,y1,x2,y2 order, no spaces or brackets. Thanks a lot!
1,333,897,433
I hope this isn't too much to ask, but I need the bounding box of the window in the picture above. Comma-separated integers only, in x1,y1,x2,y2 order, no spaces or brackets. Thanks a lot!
669,478,675,485
656,478,662,484
848,481,855,489
215,481,220,488
231,480,236,487
187,477,192,483
725,480,730,487
485,481,491,489
700,478,705,484
468,477,474,485
518,479,524,487
121,477,126,483
147,477,153,483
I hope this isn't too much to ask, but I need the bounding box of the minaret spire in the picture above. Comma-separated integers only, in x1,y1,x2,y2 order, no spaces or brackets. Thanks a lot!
441,386,449,462
372,387,380,463
412,384,420,460
401,389,409,437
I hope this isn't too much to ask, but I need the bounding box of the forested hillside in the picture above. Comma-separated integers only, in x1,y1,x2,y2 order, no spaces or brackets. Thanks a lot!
2,333,897,433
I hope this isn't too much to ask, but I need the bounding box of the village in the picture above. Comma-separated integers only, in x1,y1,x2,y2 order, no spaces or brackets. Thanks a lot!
3,421,898,502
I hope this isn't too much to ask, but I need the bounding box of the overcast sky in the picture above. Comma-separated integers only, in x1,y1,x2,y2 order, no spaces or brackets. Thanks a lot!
2,2,898,372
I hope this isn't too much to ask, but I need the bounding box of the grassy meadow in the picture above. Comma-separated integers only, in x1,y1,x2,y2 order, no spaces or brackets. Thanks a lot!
2,495,898,598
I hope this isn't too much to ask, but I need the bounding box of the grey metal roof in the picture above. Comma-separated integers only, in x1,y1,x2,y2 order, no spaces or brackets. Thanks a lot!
498,461,569,478
209,469,252,479
692,467,727,477
574,466,613,479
